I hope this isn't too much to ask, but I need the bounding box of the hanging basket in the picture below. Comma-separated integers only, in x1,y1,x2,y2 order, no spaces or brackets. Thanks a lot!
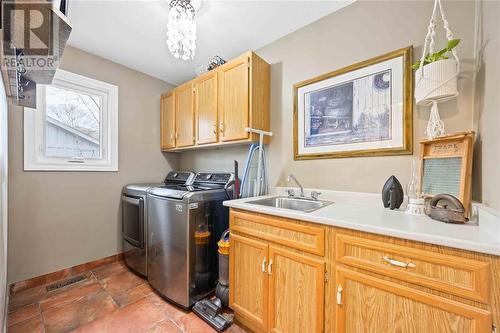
415,58,458,106
415,0,460,139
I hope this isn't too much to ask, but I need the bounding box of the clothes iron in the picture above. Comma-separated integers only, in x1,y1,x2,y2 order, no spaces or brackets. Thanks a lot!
381,175,404,210
428,194,468,224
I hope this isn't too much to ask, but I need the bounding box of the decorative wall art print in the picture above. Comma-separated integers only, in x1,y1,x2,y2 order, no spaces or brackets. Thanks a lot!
293,47,413,159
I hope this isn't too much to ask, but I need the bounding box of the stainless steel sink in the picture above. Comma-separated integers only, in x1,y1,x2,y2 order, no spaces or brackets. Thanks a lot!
246,196,332,213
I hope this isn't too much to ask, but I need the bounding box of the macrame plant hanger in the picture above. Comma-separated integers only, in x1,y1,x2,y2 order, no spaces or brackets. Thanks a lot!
416,0,460,140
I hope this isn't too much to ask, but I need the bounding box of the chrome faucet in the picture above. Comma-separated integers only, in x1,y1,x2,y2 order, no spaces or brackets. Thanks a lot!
287,174,304,197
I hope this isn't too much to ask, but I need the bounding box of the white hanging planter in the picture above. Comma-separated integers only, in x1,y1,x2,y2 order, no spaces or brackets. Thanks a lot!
416,0,460,140
415,58,458,106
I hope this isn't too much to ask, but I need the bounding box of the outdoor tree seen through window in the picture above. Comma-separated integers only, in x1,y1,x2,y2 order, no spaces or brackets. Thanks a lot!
44,85,102,159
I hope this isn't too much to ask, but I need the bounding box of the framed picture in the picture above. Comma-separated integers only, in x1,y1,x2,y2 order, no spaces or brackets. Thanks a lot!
293,46,413,160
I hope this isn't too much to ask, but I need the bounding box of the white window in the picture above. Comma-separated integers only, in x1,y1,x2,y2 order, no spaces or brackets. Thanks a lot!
24,70,118,171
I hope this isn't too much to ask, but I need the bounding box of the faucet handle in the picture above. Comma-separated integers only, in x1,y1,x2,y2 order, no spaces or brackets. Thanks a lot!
311,191,322,200
287,189,295,197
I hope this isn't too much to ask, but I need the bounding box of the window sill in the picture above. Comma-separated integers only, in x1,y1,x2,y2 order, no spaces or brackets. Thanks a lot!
23,163,118,172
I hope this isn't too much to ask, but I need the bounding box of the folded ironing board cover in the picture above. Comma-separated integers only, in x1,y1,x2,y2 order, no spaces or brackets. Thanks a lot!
240,143,268,198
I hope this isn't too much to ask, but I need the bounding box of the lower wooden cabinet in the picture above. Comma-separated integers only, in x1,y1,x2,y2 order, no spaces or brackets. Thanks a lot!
229,233,325,333
268,246,325,333
335,267,492,333
230,234,268,329
229,209,499,333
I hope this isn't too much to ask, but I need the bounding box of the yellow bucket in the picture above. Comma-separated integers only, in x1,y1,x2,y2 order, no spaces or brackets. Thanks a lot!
218,230,230,255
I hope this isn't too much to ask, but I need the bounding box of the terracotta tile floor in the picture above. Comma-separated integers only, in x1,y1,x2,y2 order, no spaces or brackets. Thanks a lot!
7,261,249,333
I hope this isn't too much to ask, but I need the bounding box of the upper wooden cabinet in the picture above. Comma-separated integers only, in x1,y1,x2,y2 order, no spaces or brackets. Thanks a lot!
160,92,175,150
160,51,270,151
175,83,195,148
218,55,250,142
194,71,218,145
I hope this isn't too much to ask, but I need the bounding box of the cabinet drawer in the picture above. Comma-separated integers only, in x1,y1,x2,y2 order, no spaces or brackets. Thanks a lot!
335,234,490,303
335,266,492,333
230,210,325,256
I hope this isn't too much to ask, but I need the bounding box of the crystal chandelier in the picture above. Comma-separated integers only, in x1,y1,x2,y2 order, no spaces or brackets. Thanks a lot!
167,0,196,60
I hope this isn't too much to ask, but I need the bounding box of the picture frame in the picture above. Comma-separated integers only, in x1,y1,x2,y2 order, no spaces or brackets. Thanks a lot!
293,46,413,160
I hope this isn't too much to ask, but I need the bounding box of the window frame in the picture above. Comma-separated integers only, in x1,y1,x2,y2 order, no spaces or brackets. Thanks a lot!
24,69,119,171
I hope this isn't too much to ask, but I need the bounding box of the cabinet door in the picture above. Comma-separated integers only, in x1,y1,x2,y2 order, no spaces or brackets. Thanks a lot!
175,84,195,147
268,246,325,333
218,56,250,142
194,72,218,144
230,234,268,330
160,93,175,149
335,267,492,333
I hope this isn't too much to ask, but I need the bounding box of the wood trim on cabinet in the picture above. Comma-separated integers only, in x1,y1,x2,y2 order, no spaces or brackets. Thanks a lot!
335,266,492,333
335,233,491,304
267,246,325,333
230,210,325,256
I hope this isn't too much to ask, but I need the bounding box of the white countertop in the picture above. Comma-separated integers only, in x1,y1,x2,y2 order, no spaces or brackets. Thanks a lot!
223,187,500,256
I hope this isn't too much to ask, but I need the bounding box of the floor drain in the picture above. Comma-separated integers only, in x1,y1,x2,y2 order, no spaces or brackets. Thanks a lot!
46,274,87,292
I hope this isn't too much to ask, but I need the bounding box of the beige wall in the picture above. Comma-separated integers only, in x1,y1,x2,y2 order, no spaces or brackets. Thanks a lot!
180,0,476,195
1,60,9,331
8,46,177,283
472,0,500,211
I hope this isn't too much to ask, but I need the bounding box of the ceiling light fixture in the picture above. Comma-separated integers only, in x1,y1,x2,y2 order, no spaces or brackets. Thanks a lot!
167,0,197,60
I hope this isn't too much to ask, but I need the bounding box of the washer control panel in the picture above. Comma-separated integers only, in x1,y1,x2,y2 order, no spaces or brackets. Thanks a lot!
194,173,234,185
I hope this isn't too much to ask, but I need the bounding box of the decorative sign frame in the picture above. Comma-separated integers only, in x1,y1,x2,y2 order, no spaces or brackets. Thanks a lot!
419,131,474,216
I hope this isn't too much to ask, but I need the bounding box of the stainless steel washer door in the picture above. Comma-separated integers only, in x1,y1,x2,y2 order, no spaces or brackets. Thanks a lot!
122,194,147,276
147,194,189,307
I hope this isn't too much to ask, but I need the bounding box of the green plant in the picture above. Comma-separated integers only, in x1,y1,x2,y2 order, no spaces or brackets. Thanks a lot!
412,39,460,70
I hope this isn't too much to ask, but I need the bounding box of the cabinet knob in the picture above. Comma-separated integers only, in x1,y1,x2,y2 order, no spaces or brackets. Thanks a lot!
268,260,273,275
175,133,179,139
213,124,217,135
219,122,224,133
170,133,174,140
261,257,267,273
337,285,343,305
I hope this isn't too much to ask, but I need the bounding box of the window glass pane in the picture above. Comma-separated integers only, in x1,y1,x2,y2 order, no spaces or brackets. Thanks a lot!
44,85,102,159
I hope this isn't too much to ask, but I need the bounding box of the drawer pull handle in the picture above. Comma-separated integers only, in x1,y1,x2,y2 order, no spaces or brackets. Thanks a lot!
268,260,273,275
262,257,267,273
337,285,343,305
383,256,416,269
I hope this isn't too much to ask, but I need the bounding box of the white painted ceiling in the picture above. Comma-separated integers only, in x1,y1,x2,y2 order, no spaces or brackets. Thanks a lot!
67,0,354,85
